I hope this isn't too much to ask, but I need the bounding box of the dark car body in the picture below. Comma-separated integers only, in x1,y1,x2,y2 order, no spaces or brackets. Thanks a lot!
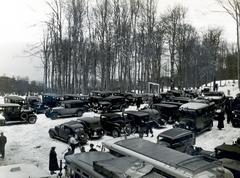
25,96,46,114
48,120,88,145
175,102,214,134
152,103,180,124
4,95,25,106
215,140,240,177
0,103,37,125
45,100,89,119
140,108,166,128
97,96,127,113
122,111,154,133
42,93,62,108
100,113,132,137
170,97,191,104
204,91,226,110
157,128,195,153
76,117,105,139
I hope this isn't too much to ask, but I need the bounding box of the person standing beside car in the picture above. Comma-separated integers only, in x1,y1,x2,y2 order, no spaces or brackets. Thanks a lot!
217,110,225,130
0,132,7,159
49,147,59,175
69,134,79,153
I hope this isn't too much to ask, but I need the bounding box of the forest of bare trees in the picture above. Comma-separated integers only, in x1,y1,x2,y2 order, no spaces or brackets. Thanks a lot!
41,0,239,94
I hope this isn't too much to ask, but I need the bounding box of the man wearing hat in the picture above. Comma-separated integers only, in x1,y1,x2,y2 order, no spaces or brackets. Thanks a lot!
0,132,7,159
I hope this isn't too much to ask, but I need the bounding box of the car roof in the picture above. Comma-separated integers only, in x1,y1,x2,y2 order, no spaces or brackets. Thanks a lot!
141,109,159,114
78,117,100,123
153,103,179,108
180,102,211,110
215,143,240,154
124,111,149,117
158,128,193,140
63,121,83,128
64,94,89,98
4,95,24,101
100,113,122,118
104,95,125,100
42,93,61,97
61,100,84,104
0,103,21,107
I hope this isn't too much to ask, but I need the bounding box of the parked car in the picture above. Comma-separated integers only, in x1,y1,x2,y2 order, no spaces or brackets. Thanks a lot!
170,96,191,104
203,91,226,112
45,100,89,119
214,138,240,177
174,101,214,134
48,120,88,145
25,96,46,114
0,103,37,125
4,95,25,106
122,110,154,133
100,113,132,137
140,108,166,128
157,128,195,153
76,117,105,139
232,110,240,127
152,103,180,124
97,96,127,113
42,93,62,108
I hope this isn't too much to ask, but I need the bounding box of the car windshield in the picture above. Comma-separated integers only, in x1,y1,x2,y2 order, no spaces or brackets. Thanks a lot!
74,127,84,133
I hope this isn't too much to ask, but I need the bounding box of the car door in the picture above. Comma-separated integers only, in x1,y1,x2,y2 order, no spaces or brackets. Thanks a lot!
59,125,71,141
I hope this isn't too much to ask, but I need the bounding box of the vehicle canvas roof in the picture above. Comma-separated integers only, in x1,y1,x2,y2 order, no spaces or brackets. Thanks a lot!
124,111,149,117
64,94,89,98
104,95,125,100
4,95,24,101
153,103,179,109
215,143,240,154
141,109,159,115
63,121,84,128
61,100,84,104
100,113,122,118
113,138,219,174
180,102,210,110
0,103,21,107
78,117,100,124
158,128,193,140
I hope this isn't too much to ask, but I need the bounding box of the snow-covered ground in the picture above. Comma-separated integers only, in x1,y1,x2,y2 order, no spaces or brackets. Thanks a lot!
0,80,239,176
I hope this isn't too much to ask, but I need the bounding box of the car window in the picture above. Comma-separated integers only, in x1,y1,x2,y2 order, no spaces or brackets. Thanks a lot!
66,104,71,108
64,126,71,134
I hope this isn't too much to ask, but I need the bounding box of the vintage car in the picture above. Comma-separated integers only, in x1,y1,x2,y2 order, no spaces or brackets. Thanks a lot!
4,95,25,106
100,113,132,137
76,117,105,139
170,96,191,104
157,128,195,153
232,110,240,127
214,138,240,177
48,120,88,145
45,100,89,119
0,103,37,125
174,101,214,133
41,93,62,108
25,96,47,114
122,110,154,133
140,108,166,128
203,91,226,109
97,96,128,113
152,103,180,124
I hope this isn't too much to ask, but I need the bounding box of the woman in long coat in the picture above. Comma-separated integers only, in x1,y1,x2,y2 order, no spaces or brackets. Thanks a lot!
217,110,225,130
49,147,59,175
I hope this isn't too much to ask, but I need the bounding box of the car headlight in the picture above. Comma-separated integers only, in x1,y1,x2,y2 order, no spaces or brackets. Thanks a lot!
215,109,221,113
186,126,189,129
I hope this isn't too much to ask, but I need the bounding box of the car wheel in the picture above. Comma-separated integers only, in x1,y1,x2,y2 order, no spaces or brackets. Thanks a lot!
112,129,120,138
97,129,105,137
28,116,37,124
0,120,5,126
232,120,239,127
20,112,28,120
77,111,83,117
49,130,55,139
51,113,59,120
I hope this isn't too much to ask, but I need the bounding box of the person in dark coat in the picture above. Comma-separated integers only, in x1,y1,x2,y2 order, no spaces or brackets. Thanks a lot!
145,121,154,137
225,98,233,124
89,144,97,152
0,132,7,159
217,111,225,130
136,97,142,110
49,147,59,175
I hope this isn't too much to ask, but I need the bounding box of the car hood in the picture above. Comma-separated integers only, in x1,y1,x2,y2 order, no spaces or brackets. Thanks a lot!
52,106,64,111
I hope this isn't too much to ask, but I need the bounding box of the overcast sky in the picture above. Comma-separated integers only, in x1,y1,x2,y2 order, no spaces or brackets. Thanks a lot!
0,0,236,81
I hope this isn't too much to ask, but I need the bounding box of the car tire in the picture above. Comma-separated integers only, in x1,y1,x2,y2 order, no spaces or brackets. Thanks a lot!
97,129,105,137
76,110,83,117
49,130,55,139
112,129,120,138
28,116,37,124
51,113,59,120
0,120,5,126
232,120,239,127
20,112,28,120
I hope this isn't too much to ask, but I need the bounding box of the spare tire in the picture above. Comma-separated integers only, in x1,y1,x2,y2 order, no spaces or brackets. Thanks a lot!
20,112,28,121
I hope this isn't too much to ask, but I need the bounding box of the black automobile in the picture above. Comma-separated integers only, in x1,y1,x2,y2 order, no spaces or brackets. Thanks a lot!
0,103,37,125
42,93,62,108
97,96,127,113
100,113,132,137
214,138,240,177
76,117,105,139
203,91,226,111
4,95,25,106
152,103,180,124
157,128,195,153
170,96,191,104
45,100,89,119
140,108,166,128
48,121,88,145
123,110,154,133
25,96,46,114
174,101,214,134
